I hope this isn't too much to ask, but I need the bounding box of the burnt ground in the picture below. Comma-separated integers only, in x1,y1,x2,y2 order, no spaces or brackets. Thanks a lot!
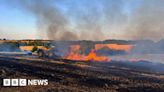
0,54,164,92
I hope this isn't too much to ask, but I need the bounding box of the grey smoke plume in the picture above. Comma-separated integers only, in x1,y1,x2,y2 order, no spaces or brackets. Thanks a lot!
6,0,126,41
70,0,126,40
4,0,164,41
8,0,78,40
125,0,164,40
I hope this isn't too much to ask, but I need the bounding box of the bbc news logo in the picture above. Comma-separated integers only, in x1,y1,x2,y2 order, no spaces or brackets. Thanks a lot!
3,79,48,86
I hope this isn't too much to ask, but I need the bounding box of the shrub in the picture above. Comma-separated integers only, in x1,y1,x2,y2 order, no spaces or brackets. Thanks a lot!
31,46,38,52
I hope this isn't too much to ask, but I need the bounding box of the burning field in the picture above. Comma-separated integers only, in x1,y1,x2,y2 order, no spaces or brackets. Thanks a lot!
1,0,164,91
64,45,110,61
0,45,164,92
0,40,164,92
0,39,164,92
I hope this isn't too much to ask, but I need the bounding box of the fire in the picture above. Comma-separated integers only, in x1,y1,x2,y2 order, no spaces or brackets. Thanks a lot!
64,45,110,62
64,44,133,62
95,44,133,52
85,49,109,61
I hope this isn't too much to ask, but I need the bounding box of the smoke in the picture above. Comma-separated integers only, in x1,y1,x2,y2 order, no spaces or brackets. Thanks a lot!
3,0,164,41
125,0,164,40
7,0,77,40
4,0,127,41
68,0,127,40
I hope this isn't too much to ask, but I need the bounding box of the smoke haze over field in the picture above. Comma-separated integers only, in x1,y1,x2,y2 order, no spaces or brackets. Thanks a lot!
125,0,164,40
1,0,164,41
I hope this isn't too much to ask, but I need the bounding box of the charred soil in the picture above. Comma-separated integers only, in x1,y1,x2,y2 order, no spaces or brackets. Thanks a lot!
0,54,164,92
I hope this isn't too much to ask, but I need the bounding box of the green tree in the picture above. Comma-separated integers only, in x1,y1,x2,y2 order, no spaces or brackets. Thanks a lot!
31,46,38,52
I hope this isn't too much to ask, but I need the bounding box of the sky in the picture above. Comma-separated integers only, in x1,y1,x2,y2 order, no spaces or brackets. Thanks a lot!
0,0,164,41
0,0,37,39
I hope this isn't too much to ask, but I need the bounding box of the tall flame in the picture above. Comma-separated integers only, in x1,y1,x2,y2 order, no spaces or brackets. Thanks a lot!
64,45,110,62
85,49,109,61
64,44,133,62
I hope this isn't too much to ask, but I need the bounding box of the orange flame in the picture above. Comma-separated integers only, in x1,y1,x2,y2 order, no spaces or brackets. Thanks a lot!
64,45,110,62
85,49,109,61
95,44,133,52
64,44,133,62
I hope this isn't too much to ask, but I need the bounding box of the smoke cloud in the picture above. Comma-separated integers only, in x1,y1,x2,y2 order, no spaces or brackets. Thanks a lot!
3,0,164,41
125,0,164,40
10,0,78,40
